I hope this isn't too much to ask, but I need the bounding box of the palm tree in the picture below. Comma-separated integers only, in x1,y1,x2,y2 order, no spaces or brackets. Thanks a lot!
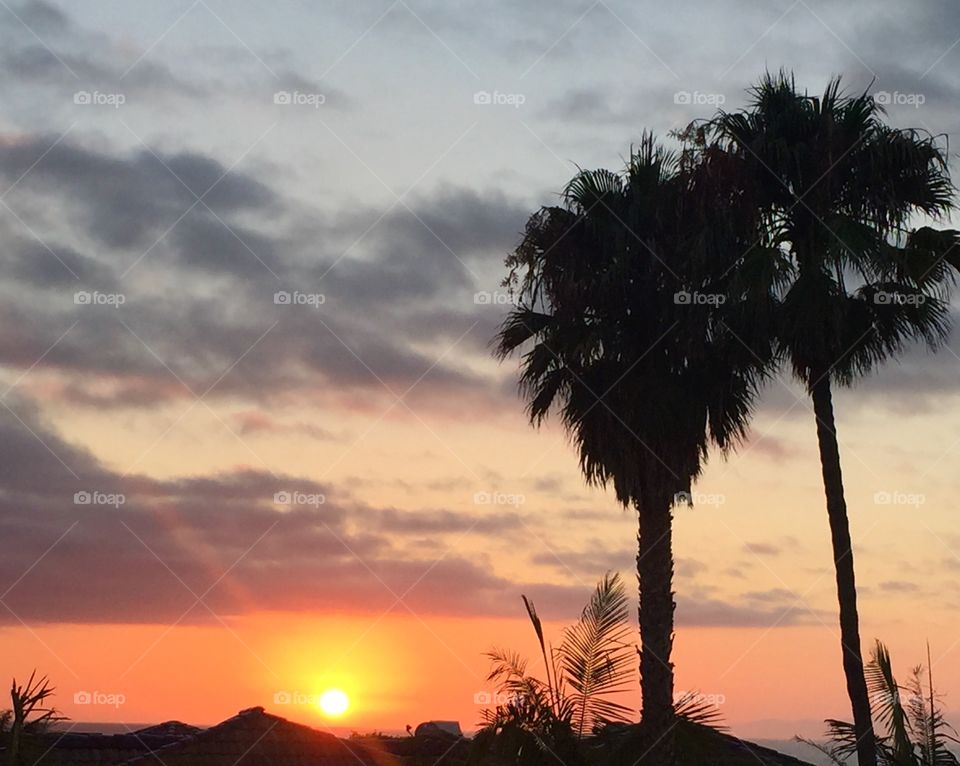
495,135,771,765
474,573,727,766
802,640,960,766
474,573,634,766
707,73,958,766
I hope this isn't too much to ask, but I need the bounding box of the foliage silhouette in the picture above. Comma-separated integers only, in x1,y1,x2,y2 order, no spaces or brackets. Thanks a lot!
495,133,773,765
703,71,958,766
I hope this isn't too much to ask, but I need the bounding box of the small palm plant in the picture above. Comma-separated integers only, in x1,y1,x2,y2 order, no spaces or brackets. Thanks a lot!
2,671,64,766
473,574,729,766
471,574,634,766
802,641,959,766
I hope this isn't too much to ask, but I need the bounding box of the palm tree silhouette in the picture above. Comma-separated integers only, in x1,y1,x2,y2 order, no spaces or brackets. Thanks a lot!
707,72,958,766
495,135,770,765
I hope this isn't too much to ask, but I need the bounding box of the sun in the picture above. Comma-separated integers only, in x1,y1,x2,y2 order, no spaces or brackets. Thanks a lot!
318,688,349,718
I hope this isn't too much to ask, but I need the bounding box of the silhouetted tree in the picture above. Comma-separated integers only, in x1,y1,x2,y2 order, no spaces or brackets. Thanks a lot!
473,573,725,766
3,672,63,766
495,135,771,765
707,72,958,766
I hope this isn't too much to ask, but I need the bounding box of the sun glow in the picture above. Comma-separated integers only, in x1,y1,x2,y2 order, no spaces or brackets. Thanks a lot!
318,688,350,718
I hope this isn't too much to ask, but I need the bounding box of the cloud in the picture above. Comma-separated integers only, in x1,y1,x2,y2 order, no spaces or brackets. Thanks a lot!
677,590,822,628
743,542,781,556
0,403,828,629
230,411,343,441
529,544,635,579
0,136,275,251
0,402,555,624
0,132,528,414
878,580,920,593
0,1,353,111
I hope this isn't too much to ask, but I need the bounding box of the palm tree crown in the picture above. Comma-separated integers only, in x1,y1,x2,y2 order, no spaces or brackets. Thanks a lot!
708,72,957,385
496,135,768,506
495,133,772,766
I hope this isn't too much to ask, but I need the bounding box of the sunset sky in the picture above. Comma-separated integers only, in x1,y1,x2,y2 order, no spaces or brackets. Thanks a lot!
1,0,960,742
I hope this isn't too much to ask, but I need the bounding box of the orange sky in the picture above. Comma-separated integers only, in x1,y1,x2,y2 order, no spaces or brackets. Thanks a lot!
2,0,960,746
4,378,960,740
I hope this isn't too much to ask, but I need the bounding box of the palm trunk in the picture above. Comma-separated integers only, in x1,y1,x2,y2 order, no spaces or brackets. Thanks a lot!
810,374,877,766
636,480,676,766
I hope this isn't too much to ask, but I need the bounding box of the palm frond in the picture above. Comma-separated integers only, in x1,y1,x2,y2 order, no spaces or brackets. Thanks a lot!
673,692,726,730
866,640,914,762
560,573,635,737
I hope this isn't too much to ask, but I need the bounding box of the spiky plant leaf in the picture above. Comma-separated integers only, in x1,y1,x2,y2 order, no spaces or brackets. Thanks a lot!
559,573,635,737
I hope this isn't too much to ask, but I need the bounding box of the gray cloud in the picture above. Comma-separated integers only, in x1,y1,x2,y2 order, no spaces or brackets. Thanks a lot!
743,542,781,557
0,133,526,412
0,401,839,630
0,401,560,624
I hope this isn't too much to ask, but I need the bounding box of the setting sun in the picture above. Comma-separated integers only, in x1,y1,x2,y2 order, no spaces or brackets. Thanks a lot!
318,689,350,718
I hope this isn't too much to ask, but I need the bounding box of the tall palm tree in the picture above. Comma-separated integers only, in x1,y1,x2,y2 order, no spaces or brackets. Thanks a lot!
707,73,958,766
495,135,771,765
